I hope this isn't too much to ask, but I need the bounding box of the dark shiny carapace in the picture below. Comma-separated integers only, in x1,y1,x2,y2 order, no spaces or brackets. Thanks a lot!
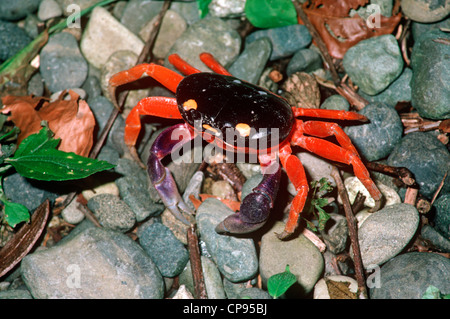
176,73,294,151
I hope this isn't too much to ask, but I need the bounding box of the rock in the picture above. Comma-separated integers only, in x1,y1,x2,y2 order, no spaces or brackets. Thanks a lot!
246,24,312,61
81,181,120,201
343,34,403,95
344,102,403,161
196,198,258,282
21,228,164,298
167,17,241,72
208,0,246,18
138,222,189,278
56,0,105,15
286,48,323,76
80,6,144,69
356,203,419,267
179,256,227,299
0,289,33,299
320,95,350,111
410,30,450,119
61,198,85,225
359,68,412,107
313,275,358,299
119,0,164,35
87,193,136,232
38,0,63,21
259,222,324,297
0,0,41,21
139,9,187,59
421,225,450,253
171,285,194,299
387,132,450,198
321,213,348,254
411,19,449,42
241,174,263,200
114,158,165,222
81,75,102,103
294,152,336,190
350,0,394,18
433,193,450,238
238,287,272,299
401,0,450,23
370,252,450,299
0,20,32,62
182,171,204,211
170,1,200,26
40,32,88,93
27,72,45,97
228,37,272,84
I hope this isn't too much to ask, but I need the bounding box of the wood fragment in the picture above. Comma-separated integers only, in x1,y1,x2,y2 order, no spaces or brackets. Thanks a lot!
301,228,326,252
331,167,368,299
187,224,207,299
0,200,50,278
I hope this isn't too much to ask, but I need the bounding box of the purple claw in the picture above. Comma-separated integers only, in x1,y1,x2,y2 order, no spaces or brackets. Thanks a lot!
215,162,281,235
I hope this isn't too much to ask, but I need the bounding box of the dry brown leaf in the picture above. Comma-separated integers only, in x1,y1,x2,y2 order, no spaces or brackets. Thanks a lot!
1,90,96,157
301,0,401,59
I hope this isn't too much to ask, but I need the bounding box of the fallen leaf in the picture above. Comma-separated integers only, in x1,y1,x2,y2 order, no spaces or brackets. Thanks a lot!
300,0,401,59
0,200,50,278
1,90,96,157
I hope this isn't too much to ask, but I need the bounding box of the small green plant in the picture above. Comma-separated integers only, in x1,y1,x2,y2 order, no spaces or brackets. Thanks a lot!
0,125,114,227
305,177,333,232
267,265,297,298
196,0,213,18
245,0,298,29
422,285,450,299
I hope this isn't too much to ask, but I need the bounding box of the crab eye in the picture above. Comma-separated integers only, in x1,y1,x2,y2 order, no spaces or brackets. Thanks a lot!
235,123,251,137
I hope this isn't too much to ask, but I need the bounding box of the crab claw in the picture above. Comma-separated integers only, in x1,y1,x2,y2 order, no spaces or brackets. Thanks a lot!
215,162,281,235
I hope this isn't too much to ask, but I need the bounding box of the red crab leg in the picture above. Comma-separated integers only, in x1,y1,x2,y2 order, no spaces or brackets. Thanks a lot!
291,124,383,210
168,54,202,75
293,107,368,122
277,142,309,239
124,97,182,147
199,53,233,76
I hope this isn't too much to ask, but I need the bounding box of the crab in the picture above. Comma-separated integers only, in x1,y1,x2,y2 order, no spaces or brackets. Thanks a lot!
109,52,382,239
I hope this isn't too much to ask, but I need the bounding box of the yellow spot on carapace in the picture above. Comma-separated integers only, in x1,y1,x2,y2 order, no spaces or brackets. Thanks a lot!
235,123,251,137
202,124,219,135
183,99,198,111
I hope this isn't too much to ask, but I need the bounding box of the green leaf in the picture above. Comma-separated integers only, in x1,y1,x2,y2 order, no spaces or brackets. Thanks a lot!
197,0,213,18
245,0,298,29
422,285,450,299
14,126,59,158
267,265,297,298
317,206,330,231
6,148,115,181
3,201,30,228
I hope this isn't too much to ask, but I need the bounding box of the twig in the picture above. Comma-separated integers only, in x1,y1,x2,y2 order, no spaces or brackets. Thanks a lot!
430,171,448,205
187,225,207,299
302,228,326,252
365,162,416,187
331,166,368,299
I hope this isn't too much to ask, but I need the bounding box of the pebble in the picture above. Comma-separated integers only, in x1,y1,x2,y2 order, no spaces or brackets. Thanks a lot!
0,0,41,21
138,222,189,278
401,0,450,23
238,287,272,299
410,30,450,120
171,285,194,299
228,37,272,84
81,181,120,201
170,1,200,26
421,225,450,253
359,68,412,107
3,173,61,212
370,252,450,299
55,0,105,15
433,193,450,238
60,198,85,225
167,17,241,72
343,34,403,95
87,193,136,232
387,132,450,198
344,102,403,161
259,222,324,297
139,9,187,59
119,0,164,35
182,171,204,211
356,203,419,267
21,227,164,298
313,275,358,299
320,95,350,111
114,158,165,222
241,174,263,200
27,72,45,96
38,0,63,21
39,32,88,93
286,48,323,76
321,213,348,254
80,6,144,69
0,20,32,62
246,24,312,61
411,19,449,42
179,256,226,299
293,152,336,191
0,289,33,299
196,198,259,282
81,75,102,103
209,0,246,18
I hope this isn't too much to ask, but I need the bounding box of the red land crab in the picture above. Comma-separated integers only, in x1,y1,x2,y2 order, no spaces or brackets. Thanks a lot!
109,53,382,239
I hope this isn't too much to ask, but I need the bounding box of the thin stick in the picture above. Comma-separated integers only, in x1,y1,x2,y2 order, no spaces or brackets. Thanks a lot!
187,225,207,299
331,166,368,299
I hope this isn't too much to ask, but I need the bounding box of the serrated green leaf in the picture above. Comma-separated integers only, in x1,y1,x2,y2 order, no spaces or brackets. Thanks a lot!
6,148,115,181
3,201,30,228
267,265,297,298
14,126,60,158
245,0,298,29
